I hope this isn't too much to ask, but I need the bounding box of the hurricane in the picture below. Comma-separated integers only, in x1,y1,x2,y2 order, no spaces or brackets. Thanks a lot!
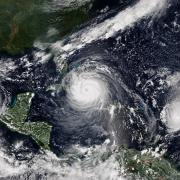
63,69,109,111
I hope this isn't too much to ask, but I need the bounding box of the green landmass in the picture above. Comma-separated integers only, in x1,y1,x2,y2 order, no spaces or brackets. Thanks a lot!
0,0,94,54
116,148,180,180
0,93,52,150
